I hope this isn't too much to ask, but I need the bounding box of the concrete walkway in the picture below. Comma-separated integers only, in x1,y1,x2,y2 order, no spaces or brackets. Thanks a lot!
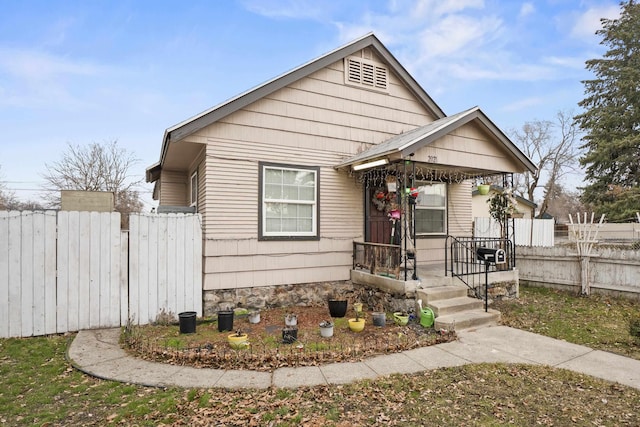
67,326,640,390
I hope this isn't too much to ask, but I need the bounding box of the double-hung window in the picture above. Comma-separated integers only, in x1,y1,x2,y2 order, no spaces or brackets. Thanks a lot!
260,163,319,240
414,182,447,235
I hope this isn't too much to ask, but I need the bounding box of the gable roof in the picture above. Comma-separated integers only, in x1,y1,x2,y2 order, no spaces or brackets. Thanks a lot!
149,33,446,180
335,106,537,173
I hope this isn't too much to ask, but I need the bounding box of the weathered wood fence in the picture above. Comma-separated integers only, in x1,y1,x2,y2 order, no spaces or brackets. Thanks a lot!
0,211,202,338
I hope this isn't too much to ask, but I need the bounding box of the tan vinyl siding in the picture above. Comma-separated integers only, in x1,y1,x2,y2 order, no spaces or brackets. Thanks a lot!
159,170,188,206
196,56,434,290
447,181,473,236
190,149,206,213
411,122,524,173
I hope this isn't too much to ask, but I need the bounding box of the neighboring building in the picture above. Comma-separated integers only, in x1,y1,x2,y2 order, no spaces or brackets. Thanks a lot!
146,34,536,303
60,190,115,212
471,185,537,220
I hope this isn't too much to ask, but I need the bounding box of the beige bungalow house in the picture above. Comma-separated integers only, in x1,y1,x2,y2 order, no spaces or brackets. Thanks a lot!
146,33,536,314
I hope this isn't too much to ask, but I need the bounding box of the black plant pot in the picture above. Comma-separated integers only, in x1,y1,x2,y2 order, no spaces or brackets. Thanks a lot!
217,310,234,332
178,311,197,334
328,300,347,318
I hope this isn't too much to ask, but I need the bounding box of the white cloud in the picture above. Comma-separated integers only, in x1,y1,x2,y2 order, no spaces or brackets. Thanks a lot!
570,5,620,39
416,14,503,60
542,55,585,69
0,47,109,110
411,0,485,19
502,96,544,112
243,0,600,90
0,47,103,82
519,3,535,19
240,0,332,20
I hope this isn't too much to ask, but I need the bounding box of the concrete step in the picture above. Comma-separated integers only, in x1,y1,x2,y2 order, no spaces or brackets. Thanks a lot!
428,296,484,317
419,275,454,287
434,309,501,332
416,285,467,304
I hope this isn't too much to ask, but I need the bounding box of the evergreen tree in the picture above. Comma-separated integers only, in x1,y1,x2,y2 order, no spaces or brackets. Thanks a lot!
575,0,640,221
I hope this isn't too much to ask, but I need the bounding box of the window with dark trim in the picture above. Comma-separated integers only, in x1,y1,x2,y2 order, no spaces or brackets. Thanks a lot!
259,162,319,240
414,182,447,235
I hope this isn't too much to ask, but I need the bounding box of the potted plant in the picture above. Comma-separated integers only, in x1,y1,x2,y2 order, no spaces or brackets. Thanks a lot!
227,329,249,349
282,326,298,344
328,292,348,318
248,310,260,324
488,188,518,236
353,302,363,313
372,305,386,327
285,313,297,327
319,320,334,338
477,183,491,195
348,309,365,332
393,311,409,326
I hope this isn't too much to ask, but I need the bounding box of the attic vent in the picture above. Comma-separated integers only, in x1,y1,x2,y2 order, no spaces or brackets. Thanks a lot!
345,56,388,91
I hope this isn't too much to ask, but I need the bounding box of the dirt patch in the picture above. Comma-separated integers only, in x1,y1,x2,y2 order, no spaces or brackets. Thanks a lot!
123,306,455,371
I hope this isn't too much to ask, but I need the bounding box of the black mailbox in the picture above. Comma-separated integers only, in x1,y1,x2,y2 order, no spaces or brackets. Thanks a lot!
476,247,506,264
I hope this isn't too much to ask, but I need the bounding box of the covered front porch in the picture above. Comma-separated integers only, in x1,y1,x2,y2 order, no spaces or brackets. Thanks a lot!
334,107,532,328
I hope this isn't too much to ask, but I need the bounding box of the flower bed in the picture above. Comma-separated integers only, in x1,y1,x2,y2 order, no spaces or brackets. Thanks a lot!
122,306,456,371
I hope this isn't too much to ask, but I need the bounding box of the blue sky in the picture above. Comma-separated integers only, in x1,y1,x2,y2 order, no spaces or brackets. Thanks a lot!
0,0,621,208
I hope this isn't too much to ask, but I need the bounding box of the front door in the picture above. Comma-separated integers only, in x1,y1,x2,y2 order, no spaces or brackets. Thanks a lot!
366,188,400,245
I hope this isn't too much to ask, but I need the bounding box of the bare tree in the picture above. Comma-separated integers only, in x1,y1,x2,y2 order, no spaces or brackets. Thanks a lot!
42,141,143,225
0,165,18,210
509,110,582,218
544,185,585,222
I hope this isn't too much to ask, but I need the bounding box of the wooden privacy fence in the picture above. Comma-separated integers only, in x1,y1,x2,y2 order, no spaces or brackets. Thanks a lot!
474,217,555,247
128,213,202,326
0,210,202,338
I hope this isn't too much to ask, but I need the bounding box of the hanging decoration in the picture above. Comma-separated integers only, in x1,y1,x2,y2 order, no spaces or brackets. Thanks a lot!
354,162,485,188
371,188,400,213
385,175,397,192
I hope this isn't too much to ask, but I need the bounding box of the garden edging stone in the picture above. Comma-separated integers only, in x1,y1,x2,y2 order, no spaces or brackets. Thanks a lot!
67,326,640,391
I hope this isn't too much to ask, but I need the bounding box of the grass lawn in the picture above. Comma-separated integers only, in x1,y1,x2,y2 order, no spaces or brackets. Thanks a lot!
495,284,640,360
1,285,639,426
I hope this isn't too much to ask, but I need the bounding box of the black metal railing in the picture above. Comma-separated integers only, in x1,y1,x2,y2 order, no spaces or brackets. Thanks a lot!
444,235,514,298
353,241,402,279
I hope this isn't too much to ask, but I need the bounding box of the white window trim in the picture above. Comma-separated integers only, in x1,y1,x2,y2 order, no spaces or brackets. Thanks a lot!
260,164,319,239
414,182,447,236
190,171,198,208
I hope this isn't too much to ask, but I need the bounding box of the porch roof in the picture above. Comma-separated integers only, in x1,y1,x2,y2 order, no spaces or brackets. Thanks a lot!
335,106,536,174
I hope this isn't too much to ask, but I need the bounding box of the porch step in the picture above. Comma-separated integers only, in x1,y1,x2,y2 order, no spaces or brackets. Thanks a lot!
435,309,501,332
428,296,483,317
416,285,467,304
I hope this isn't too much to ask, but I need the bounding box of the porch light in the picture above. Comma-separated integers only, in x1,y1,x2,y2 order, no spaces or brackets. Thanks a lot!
352,158,389,171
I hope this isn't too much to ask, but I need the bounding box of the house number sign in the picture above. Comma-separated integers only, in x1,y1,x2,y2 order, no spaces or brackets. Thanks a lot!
427,155,438,163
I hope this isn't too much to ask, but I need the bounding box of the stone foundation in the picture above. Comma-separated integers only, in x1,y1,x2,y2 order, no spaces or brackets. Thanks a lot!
467,280,519,304
203,281,417,317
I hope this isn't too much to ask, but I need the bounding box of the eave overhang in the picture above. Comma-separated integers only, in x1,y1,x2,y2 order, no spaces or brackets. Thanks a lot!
335,107,537,175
